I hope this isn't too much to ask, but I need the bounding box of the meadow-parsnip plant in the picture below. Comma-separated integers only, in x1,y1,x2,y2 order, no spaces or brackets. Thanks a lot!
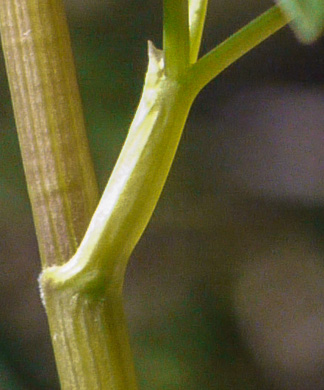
0,0,323,388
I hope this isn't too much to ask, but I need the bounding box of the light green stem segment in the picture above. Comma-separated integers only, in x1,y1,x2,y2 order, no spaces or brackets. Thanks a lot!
189,6,290,92
41,5,290,297
163,0,209,73
40,42,196,389
40,11,289,385
42,288,137,389
163,0,190,76
41,42,196,293
189,0,208,63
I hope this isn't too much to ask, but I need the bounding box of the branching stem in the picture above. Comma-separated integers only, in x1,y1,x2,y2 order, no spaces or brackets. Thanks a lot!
1,1,291,389
188,6,290,92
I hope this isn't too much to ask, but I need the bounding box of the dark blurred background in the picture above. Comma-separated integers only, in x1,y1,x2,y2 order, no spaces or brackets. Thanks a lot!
0,0,323,389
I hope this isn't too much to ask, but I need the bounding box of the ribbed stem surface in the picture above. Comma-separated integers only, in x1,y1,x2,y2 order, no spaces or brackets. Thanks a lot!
0,0,99,267
43,287,138,389
0,2,138,389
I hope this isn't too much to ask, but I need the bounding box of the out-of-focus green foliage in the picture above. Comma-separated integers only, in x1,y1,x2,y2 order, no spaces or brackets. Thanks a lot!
70,28,144,189
277,0,324,42
134,287,259,389
0,349,25,390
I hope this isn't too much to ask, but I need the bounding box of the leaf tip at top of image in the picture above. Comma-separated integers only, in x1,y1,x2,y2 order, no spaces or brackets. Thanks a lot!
276,0,324,43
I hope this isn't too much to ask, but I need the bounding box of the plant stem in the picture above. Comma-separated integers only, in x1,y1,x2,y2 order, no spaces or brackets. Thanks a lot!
163,0,190,76
0,1,137,389
188,5,291,92
1,1,293,388
41,42,197,300
43,287,137,389
41,5,291,316
41,41,196,389
0,0,99,267
189,0,209,63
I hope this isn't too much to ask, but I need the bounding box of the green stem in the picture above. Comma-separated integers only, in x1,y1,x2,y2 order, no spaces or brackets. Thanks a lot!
41,6,291,301
163,0,190,76
42,287,137,389
0,0,99,267
189,0,209,63
1,1,293,388
188,6,290,92
41,41,195,388
0,1,137,389
41,42,196,294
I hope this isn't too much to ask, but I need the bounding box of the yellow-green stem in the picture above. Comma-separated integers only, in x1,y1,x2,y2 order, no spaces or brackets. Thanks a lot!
163,0,190,76
0,0,99,267
0,1,137,389
41,7,291,297
41,42,197,296
188,6,290,92
40,41,196,389
1,1,292,389
189,0,209,63
42,287,137,389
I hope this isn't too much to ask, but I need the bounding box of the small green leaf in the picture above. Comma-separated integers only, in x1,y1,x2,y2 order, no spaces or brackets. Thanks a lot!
276,0,324,43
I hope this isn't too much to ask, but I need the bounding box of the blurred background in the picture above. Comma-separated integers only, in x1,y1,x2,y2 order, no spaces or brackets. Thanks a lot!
0,0,323,388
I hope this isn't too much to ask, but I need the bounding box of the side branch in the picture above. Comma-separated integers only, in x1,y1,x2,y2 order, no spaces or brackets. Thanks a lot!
188,6,290,92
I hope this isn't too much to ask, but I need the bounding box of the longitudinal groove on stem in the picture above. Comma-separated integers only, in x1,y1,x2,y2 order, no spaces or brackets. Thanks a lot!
0,0,99,267
10,0,67,263
58,297,80,388
43,289,137,389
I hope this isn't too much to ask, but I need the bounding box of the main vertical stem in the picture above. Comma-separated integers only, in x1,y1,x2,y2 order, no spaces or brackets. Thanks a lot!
43,286,138,389
0,0,137,388
0,0,99,267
